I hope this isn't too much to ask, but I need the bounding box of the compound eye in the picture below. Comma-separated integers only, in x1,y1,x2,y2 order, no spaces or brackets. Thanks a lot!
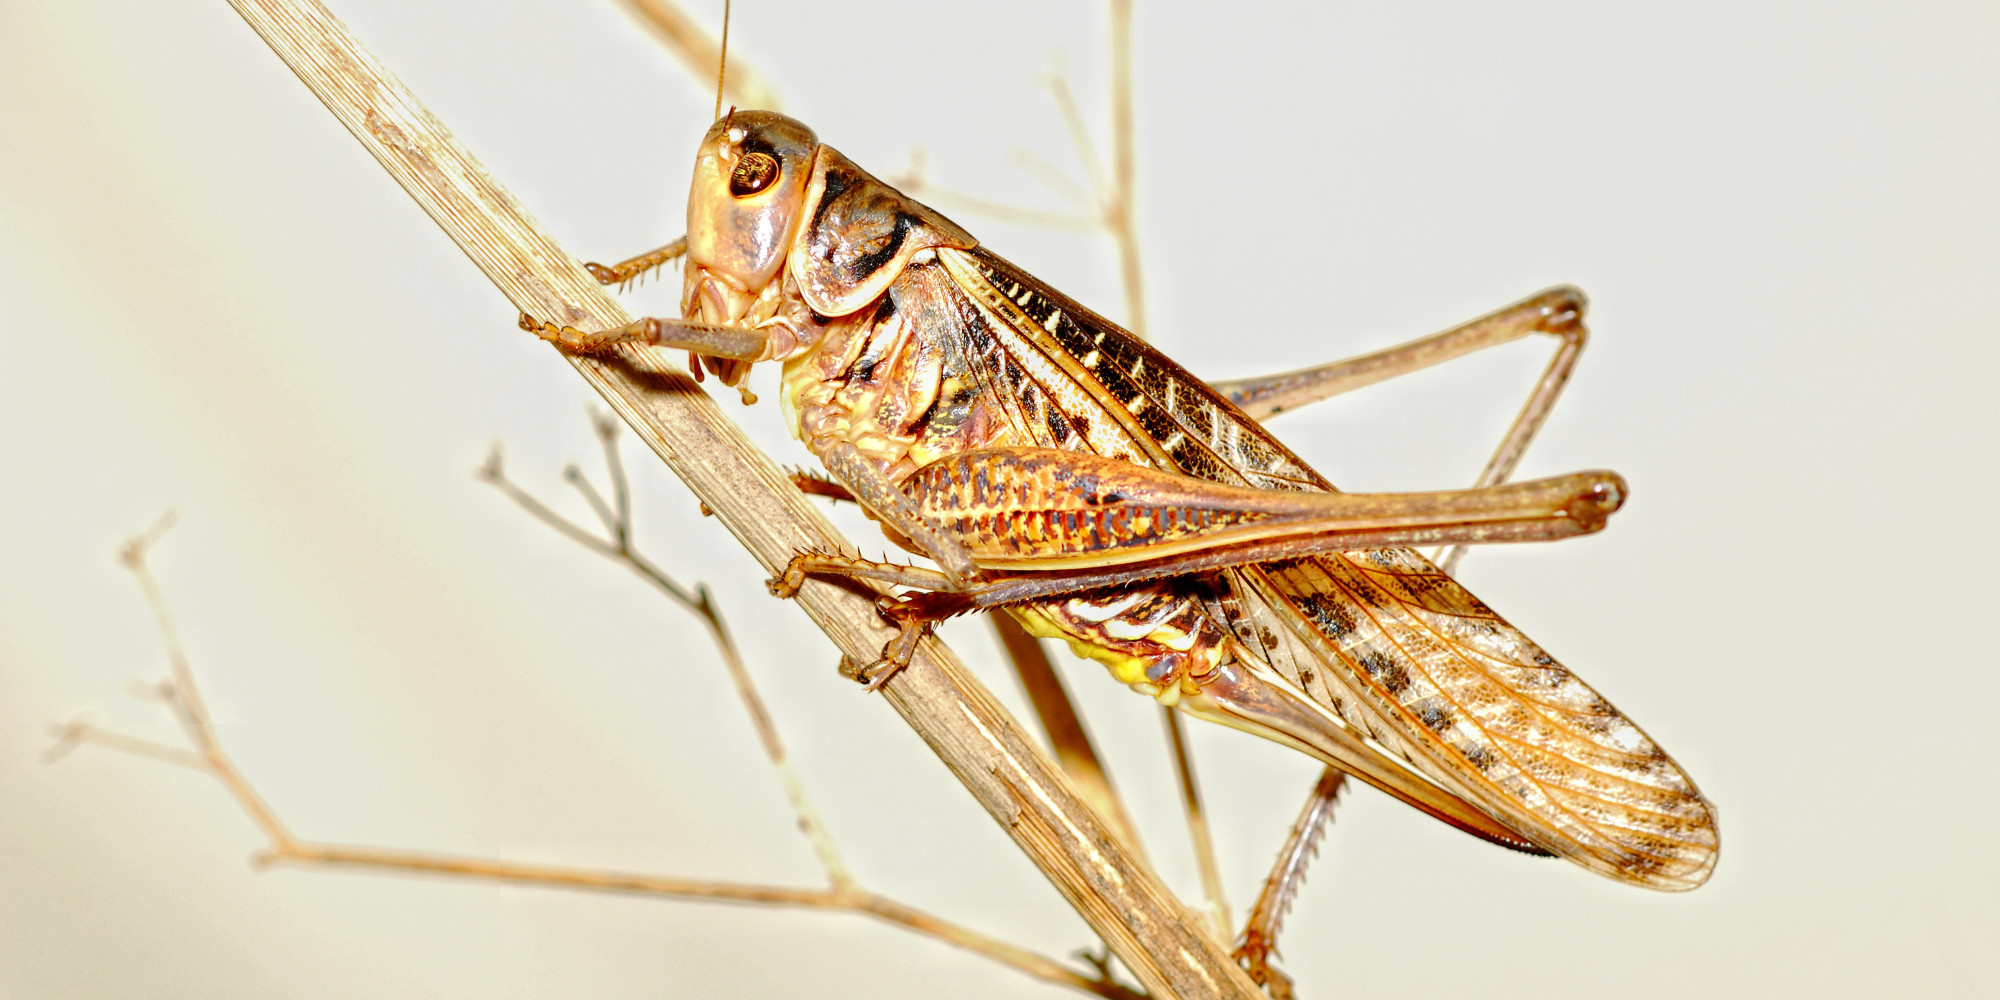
728,151,780,197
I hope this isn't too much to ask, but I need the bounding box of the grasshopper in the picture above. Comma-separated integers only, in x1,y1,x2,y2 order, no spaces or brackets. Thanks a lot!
524,110,1717,892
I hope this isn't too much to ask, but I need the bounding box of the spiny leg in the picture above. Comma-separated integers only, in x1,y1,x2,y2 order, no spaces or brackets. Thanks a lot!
771,446,1623,691
1234,768,1346,998
583,236,687,288
1211,285,1589,573
767,444,987,690
789,469,856,503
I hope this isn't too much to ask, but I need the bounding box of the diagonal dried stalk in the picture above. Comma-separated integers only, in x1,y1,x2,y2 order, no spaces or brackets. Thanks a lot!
216,0,1259,996
50,518,1143,1000
478,412,851,890
613,0,781,111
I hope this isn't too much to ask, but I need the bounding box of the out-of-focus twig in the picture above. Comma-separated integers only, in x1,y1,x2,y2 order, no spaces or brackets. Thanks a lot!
990,613,1144,860
479,412,850,888
1163,708,1230,939
56,519,1145,1000
613,0,780,111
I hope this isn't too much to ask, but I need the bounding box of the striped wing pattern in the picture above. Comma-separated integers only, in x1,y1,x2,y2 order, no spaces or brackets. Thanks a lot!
938,247,1718,889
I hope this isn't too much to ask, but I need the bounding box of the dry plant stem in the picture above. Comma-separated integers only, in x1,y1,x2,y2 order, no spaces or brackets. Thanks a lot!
901,182,1099,233
103,514,298,853
1049,4,1246,933
221,1,1256,995
990,613,1145,858
270,845,1140,1000
72,526,1142,1000
479,415,850,889
612,0,780,111
1161,708,1230,940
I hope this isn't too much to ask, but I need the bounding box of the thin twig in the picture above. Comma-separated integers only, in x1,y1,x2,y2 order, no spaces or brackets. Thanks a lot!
897,183,1100,233
264,844,1142,1000
45,720,207,773
480,418,852,890
62,523,1140,1000
1040,9,1147,339
886,135,1100,232
1010,146,1098,211
1045,69,1111,217
612,0,780,111
989,614,1144,861
1162,708,1230,940
1105,0,1146,339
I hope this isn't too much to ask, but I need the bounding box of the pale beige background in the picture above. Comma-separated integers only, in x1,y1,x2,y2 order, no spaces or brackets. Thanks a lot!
3,1,1996,997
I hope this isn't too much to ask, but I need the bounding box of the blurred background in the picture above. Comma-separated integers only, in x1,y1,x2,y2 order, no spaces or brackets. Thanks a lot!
3,1,1997,996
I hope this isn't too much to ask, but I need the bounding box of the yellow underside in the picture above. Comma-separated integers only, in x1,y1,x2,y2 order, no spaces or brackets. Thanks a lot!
1006,606,1179,706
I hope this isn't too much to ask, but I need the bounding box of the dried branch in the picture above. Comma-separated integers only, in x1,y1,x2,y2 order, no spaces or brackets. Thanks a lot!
1161,709,1231,940
611,0,780,111
216,0,1256,995
1105,0,1145,339
873,2,1151,346
58,522,1141,1000
990,613,1144,860
479,414,851,889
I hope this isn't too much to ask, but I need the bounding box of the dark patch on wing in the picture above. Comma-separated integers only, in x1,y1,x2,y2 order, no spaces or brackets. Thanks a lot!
1358,651,1410,695
963,251,1328,491
1417,702,1454,732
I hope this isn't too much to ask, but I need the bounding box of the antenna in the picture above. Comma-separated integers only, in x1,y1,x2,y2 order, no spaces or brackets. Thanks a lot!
713,0,731,122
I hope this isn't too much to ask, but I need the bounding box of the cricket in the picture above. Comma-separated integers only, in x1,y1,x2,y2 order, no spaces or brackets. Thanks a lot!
58,1,1719,995
521,107,1717,893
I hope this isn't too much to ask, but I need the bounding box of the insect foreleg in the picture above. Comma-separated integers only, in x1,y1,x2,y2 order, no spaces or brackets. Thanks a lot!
788,469,855,503
581,237,688,288
518,310,766,361
764,444,990,690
